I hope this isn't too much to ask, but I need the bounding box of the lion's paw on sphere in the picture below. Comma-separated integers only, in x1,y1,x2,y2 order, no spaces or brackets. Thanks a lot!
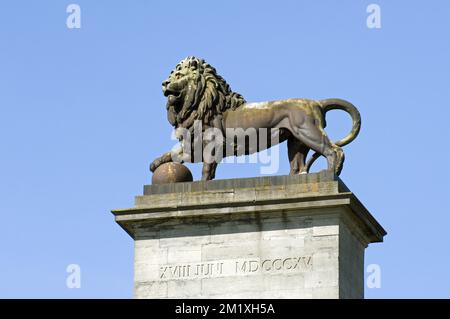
151,162,193,184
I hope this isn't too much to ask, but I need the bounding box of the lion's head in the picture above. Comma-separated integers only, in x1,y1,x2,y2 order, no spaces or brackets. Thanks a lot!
162,56,246,128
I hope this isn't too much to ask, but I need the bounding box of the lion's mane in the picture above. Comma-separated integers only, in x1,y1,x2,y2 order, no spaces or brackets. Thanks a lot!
167,56,246,127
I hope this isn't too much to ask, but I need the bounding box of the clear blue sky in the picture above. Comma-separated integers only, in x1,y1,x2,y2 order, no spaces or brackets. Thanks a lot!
1,0,449,298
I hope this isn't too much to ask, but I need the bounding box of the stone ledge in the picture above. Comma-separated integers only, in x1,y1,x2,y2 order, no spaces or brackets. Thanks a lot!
112,172,386,245
143,171,347,195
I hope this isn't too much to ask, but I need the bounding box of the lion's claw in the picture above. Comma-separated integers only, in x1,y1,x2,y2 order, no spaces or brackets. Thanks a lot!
150,161,159,173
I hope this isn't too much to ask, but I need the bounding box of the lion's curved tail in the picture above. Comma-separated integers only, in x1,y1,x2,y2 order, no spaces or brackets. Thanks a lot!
319,98,361,147
304,98,361,173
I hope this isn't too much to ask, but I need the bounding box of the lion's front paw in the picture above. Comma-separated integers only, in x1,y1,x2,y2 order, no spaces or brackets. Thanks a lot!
150,160,161,173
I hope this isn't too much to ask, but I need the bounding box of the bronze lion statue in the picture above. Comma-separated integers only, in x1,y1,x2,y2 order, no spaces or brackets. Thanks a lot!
150,56,361,181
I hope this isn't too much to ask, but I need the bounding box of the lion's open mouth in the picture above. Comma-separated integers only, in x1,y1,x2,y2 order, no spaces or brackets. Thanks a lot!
164,89,181,98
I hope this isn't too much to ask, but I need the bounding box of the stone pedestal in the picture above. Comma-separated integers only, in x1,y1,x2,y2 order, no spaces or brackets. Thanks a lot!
112,172,386,299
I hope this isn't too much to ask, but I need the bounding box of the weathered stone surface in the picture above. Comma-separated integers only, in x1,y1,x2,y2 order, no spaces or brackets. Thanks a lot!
112,172,386,299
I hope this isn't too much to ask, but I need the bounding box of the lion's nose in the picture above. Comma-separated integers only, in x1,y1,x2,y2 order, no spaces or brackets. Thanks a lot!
162,80,169,88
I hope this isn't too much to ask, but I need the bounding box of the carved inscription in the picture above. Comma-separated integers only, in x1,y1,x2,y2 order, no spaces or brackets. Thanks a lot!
160,262,224,279
159,256,312,280
235,256,312,273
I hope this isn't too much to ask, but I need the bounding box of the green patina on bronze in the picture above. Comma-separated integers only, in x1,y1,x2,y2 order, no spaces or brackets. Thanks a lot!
150,57,361,181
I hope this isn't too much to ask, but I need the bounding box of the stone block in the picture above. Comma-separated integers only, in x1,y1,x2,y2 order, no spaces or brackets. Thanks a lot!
112,172,386,299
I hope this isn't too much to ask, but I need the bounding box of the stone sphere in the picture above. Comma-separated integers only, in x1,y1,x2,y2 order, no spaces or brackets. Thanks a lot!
152,162,193,184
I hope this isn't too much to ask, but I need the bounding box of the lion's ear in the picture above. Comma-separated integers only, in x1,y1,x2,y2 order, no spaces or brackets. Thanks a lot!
190,59,198,69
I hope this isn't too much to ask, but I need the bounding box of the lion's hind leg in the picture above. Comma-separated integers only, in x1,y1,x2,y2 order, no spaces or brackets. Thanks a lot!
288,118,344,175
333,143,345,176
287,137,309,174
